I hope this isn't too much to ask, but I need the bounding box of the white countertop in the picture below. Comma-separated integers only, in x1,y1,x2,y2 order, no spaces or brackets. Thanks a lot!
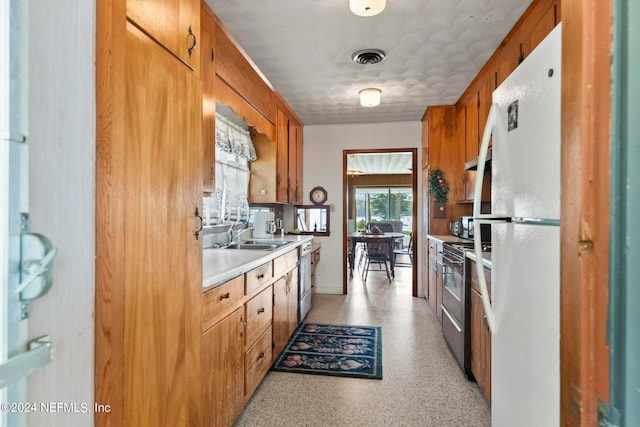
202,234,314,291
427,234,470,244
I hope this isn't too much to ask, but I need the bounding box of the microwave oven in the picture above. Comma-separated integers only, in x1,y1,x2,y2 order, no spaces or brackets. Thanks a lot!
460,216,490,242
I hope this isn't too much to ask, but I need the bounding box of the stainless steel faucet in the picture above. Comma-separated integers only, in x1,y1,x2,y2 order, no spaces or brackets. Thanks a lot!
235,227,254,242
228,224,254,244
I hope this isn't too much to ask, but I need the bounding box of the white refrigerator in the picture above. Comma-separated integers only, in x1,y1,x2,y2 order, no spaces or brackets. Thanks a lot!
472,24,562,427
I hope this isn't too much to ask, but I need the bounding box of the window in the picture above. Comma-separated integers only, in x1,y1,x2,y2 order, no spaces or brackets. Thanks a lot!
354,187,412,232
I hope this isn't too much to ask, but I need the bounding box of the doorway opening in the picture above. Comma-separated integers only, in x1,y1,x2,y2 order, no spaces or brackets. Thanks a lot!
342,148,418,296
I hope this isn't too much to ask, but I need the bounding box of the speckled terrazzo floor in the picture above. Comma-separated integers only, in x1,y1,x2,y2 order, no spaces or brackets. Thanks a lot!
233,267,491,427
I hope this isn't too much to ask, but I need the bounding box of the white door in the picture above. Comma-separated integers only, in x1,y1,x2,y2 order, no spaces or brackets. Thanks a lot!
1,2,54,426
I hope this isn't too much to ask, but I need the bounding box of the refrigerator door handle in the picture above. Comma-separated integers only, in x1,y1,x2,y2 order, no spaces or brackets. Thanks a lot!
512,217,560,227
472,104,498,334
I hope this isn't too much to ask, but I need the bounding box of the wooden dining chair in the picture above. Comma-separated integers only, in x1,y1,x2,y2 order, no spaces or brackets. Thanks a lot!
362,237,392,283
393,233,413,266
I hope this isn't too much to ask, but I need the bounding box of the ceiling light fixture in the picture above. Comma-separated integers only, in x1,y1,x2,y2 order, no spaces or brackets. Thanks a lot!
359,88,381,107
349,0,386,17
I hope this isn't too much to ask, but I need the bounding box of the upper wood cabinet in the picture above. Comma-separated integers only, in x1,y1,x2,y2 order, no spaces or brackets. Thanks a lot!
214,20,276,125
280,109,304,204
127,0,200,72
250,107,304,204
201,5,217,193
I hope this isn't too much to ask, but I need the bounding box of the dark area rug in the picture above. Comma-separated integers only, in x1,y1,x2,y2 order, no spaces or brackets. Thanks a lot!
271,323,382,379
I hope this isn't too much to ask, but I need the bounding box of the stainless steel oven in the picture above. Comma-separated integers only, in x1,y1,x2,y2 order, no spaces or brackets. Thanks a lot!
441,242,473,377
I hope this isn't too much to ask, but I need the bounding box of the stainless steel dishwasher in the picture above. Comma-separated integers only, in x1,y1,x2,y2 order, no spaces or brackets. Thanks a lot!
298,241,313,321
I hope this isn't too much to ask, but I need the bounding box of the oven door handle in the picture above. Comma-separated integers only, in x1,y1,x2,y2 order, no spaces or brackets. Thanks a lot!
442,254,464,265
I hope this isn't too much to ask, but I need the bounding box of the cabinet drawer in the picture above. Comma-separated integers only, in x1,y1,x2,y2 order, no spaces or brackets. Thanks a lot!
246,261,272,295
202,275,244,332
245,326,273,397
273,249,298,278
428,239,442,261
245,286,273,345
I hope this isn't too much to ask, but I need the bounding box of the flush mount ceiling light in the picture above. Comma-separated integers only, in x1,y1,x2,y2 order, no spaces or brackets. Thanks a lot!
349,0,386,17
359,88,382,107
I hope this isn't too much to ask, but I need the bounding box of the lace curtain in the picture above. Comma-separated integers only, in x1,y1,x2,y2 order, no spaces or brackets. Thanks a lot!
213,113,256,221
215,112,256,161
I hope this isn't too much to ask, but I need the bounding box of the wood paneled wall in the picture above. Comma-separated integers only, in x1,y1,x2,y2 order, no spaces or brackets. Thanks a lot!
560,0,612,425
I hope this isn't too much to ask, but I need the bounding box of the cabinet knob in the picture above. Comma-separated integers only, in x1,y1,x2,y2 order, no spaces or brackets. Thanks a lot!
257,307,265,314
219,292,230,300
257,273,265,279
258,352,265,360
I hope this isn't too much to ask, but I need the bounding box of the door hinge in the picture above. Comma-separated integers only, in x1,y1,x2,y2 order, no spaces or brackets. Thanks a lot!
598,399,621,427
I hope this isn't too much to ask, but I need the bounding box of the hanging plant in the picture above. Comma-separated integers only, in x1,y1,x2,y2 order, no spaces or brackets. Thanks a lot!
427,168,449,203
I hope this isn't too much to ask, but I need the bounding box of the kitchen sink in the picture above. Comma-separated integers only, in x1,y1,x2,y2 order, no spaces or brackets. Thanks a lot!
224,240,291,250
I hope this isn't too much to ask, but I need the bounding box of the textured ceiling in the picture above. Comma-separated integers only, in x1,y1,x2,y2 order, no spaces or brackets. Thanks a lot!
206,0,532,125
348,152,413,175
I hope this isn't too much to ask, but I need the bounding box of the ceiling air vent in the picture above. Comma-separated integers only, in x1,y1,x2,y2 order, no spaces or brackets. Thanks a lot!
351,49,388,65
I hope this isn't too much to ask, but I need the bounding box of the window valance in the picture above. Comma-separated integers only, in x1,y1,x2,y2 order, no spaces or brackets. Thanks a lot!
215,113,257,162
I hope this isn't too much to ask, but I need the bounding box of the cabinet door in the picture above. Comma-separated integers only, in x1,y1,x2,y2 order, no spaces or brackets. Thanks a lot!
127,0,200,71
471,288,492,403
272,276,289,357
286,267,299,333
290,122,304,203
124,25,203,427
521,2,558,62
478,77,494,147
202,308,245,427
201,7,216,192
465,93,479,163
276,109,290,202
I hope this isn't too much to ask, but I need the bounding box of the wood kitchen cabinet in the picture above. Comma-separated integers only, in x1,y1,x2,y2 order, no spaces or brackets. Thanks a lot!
272,267,299,357
126,0,200,72
202,307,245,427
96,20,204,426
276,106,304,204
213,17,275,125
470,258,492,403
201,4,217,193
251,106,304,204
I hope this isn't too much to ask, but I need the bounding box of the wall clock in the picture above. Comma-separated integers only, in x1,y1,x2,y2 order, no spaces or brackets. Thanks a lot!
309,186,328,205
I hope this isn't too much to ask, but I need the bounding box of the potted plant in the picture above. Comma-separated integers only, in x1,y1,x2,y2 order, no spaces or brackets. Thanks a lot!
427,168,449,218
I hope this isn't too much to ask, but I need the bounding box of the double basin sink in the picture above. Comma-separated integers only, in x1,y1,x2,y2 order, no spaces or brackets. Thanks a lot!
224,240,292,251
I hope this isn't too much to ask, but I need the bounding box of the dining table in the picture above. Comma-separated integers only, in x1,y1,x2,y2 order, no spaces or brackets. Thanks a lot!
347,232,405,279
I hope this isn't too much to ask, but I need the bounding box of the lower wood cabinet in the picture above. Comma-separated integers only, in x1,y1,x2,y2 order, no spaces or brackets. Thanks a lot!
202,308,245,427
470,259,492,403
272,267,299,357
201,247,303,426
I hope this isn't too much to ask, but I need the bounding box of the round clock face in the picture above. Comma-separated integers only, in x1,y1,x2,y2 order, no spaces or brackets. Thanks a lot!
310,186,327,205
